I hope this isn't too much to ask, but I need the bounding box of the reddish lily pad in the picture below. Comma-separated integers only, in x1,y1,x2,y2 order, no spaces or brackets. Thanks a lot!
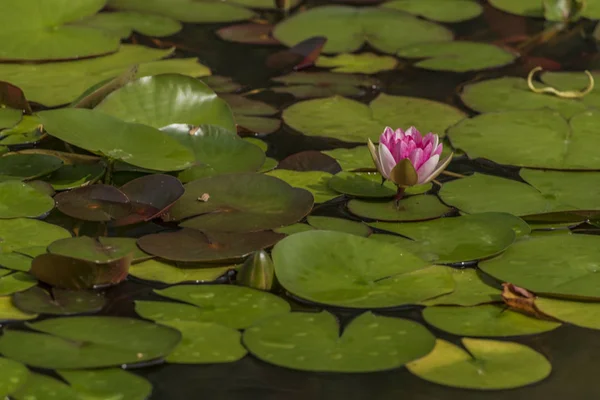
166,173,314,233
54,184,131,222
13,286,105,315
278,151,342,173
216,23,279,45
137,228,284,263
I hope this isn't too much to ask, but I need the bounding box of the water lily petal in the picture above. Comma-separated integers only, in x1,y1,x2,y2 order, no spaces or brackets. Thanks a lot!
378,142,396,179
409,148,424,171
367,139,383,175
421,153,454,184
416,154,439,183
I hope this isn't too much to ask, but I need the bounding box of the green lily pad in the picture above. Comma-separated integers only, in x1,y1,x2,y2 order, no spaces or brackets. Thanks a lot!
48,236,132,263
0,115,43,146
422,268,502,306
348,195,452,222
448,109,600,170
272,72,378,99
230,0,301,9
139,284,290,329
0,253,32,272
283,94,465,143
0,45,210,107
459,77,588,119
95,74,235,132
107,0,255,23
129,259,235,284
272,230,454,308
0,218,71,254
244,311,435,372
407,338,552,389
323,146,374,171
96,237,152,263
59,368,152,400
480,234,600,299
535,297,600,330
382,0,483,22
201,76,242,94
274,223,315,235
0,272,36,296
137,229,284,263
259,157,278,173
235,115,281,135
0,316,181,369
0,296,37,321
0,181,54,219
397,41,517,72
38,108,195,172
0,358,29,397
265,170,339,204
43,163,106,191
316,53,398,74
307,216,371,237
329,172,397,198
216,23,280,45
438,173,568,216
162,124,265,183
0,0,120,61
0,108,21,129
221,94,280,134
79,11,182,38
488,0,600,19
160,320,247,364
243,137,268,152
167,172,314,233
12,373,78,400
370,213,520,264
273,6,452,54
13,286,105,316
540,71,600,111
0,153,63,181
423,304,561,337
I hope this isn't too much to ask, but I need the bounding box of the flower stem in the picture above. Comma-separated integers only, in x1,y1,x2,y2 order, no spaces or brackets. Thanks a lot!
394,187,405,209
440,170,466,179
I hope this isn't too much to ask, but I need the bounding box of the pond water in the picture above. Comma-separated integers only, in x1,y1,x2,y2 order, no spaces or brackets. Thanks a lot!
2,0,600,399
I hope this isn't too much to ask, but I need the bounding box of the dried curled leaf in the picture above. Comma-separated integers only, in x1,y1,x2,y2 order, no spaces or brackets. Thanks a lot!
527,66,594,99
501,283,558,321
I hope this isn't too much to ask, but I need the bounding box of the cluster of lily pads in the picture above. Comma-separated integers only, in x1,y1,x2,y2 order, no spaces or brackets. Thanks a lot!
3,0,600,398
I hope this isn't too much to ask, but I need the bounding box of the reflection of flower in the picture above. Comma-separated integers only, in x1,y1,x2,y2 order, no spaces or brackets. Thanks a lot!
368,126,453,188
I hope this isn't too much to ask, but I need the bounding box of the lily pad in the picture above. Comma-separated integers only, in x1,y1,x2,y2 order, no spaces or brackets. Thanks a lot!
307,216,371,237
423,304,561,337
0,316,181,369
163,124,265,183
273,6,452,54
323,146,374,171
0,45,211,107
0,153,63,181
0,181,54,219
283,94,466,143
407,338,552,389
0,296,37,321
459,77,588,118
44,163,106,191
488,0,600,19
316,53,398,74
0,272,37,296
244,311,435,372
540,71,600,111
397,41,517,72
272,72,378,99
479,234,600,299
0,218,71,254
0,0,120,61
370,213,520,264
38,108,195,172
59,368,152,400
54,184,131,222
448,109,600,170
422,268,502,306
0,108,21,130
329,172,396,198
95,74,235,132
278,151,341,174
0,115,43,146
140,284,290,329
382,0,483,22
137,229,284,263
13,286,105,315
274,223,315,235
129,258,236,284
160,319,247,364
273,230,454,308
0,253,32,272
216,23,279,45
0,358,29,397
438,173,568,216
166,173,314,233
535,297,600,330
220,94,280,134
107,0,255,23
265,170,340,204
12,373,78,400
348,195,452,222
78,11,182,38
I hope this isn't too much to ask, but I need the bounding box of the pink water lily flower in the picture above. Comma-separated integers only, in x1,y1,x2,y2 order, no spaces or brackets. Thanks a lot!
368,126,453,187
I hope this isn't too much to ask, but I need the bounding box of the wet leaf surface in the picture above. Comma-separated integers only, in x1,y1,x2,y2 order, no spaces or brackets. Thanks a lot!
13,286,105,315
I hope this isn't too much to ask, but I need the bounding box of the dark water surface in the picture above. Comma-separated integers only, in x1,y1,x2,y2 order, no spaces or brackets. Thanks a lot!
58,1,600,398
